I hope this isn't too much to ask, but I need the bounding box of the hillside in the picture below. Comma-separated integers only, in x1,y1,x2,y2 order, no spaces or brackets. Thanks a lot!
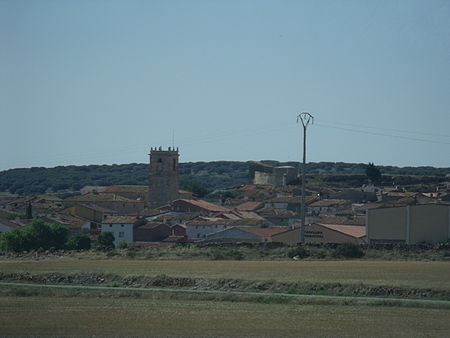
0,161,449,196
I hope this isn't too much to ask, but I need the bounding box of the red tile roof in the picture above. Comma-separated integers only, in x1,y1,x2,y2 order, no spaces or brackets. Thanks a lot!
174,199,228,213
235,201,264,211
102,216,140,224
239,227,289,238
315,223,365,238
309,199,351,207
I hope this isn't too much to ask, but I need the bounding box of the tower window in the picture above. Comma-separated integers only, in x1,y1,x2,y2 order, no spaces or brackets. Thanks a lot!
173,159,176,170
158,158,162,163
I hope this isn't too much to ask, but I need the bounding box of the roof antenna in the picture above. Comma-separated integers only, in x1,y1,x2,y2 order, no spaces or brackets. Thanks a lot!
172,129,175,149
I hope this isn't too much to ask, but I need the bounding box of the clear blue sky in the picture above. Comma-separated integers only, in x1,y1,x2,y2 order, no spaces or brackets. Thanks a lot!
1,0,449,171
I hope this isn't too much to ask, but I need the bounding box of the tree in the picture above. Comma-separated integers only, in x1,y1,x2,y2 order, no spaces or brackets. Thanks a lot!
366,162,381,183
66,233,91,250
25,203,33,219
0,220,69,252
183,180,209,198
96,231,115,249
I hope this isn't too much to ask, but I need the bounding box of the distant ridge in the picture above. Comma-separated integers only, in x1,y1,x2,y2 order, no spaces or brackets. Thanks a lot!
0,161,449,196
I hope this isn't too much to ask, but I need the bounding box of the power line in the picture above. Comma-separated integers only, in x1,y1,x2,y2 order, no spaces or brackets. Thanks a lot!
315,122,450,145
318,119,450,139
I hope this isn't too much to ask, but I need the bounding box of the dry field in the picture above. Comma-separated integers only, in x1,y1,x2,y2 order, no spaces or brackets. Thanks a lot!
1,294,450,337
1,258,450,290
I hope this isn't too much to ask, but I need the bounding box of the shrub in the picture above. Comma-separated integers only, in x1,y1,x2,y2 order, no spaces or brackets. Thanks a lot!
66,233,91,250
117,241,128,249
96,231,115,250
0,220,69,252
332,243,364,258
210,248,244,260
287,246,309,259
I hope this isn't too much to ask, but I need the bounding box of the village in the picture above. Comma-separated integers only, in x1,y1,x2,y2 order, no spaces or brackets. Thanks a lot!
1,146,449,250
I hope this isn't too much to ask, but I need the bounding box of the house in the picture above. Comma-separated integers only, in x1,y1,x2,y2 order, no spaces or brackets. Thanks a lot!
206,226,289,243
134,222,172,242
100,185,148,204
134,222,187,242
329,189,377,203
235,201,265,212
65,193,146,215
185,218,263,240
256,207,297,225
216,210,267,222
64,203,118,223
171,199,228,215
264,196,318,211
304,223,366,245
366,204,450,244
248,161,297,186
101,216,140,244
308,199,351,215
39,214,92,234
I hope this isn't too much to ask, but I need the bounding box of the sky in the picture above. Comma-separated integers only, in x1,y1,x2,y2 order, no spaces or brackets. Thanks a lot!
1,0,449,171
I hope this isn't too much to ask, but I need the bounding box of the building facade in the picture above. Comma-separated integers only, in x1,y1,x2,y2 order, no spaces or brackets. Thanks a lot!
366,204,450,244
148,147,179,209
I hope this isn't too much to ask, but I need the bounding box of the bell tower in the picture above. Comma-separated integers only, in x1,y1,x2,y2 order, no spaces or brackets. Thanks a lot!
148,146,179,209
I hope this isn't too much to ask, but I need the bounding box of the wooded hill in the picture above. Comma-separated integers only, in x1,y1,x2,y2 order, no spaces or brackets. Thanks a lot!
1,161,449,196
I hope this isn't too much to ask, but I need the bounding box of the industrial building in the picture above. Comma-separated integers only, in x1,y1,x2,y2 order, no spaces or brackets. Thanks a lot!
366,204,450,244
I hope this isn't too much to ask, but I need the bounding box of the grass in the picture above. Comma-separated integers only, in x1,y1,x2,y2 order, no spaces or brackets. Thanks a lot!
1,258,449,290
1,294,450,337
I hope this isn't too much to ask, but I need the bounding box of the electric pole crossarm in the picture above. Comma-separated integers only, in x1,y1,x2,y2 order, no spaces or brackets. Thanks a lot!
296,112,314,244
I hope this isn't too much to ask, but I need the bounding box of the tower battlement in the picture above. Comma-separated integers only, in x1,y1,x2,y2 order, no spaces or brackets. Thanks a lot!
148,147,180,209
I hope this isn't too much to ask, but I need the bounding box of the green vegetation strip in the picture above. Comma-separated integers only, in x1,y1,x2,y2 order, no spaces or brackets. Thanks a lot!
1,258,449,289
1,281,450,310
1,271,450,303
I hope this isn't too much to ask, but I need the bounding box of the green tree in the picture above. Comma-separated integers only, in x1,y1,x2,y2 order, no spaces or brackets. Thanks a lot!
25,203,33,219
66,233,91,250
183,180,209,198
96,231,115,249
366,162,381,183
0,220,69,252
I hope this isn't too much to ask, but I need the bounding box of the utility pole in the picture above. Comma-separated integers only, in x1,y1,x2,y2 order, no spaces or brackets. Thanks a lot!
297,112,313,243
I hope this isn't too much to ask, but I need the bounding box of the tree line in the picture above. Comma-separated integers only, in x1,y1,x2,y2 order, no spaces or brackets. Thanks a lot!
0,161,448,196
0,220,117,252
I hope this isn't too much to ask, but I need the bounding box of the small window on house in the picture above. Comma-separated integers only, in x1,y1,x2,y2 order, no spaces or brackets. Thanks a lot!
121,224,124,227
109,224,112,228
197,234,200,238
119,232,124,238
158,158,162,163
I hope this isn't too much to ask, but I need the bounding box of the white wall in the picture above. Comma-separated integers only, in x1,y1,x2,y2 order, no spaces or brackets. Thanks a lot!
101,223,133,244
186,224,229,239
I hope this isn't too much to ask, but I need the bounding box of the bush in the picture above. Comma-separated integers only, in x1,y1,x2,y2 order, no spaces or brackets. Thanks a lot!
332,243,364,258
96,231,115,250
117,241,128,249
66,233,91,250
209,248,244,260
287,246,309,259
0,220,69,252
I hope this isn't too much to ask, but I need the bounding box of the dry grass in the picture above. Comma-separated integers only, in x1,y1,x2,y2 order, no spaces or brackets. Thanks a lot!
1,258,450,290
1,295,449,337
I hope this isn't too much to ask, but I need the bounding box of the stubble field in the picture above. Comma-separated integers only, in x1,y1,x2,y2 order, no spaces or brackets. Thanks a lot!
1,257,450,336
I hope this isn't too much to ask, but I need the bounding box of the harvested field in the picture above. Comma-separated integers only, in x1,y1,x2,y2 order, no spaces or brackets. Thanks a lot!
1,295,450,337
1,258,449,290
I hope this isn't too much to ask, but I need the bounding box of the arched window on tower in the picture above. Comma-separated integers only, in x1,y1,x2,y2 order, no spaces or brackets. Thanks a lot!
173,159,176,171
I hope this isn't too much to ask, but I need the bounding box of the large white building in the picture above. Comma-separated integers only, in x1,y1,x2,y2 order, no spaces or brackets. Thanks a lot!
366,204,450,244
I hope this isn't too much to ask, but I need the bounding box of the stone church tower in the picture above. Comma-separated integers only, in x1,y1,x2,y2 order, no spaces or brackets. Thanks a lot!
148,147,179,209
